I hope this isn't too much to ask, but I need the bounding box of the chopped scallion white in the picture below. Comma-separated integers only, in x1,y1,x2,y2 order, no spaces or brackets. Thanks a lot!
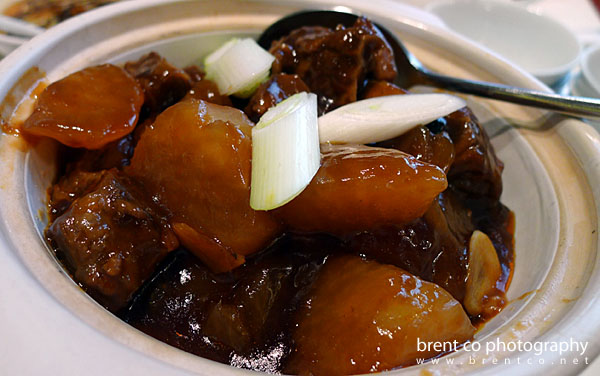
204,38,275,98
318,93,466,144
250,92,320,211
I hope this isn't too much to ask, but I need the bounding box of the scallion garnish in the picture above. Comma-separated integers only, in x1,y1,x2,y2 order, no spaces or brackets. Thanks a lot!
204,38,275,98
250,92,320,210
318,93,466,144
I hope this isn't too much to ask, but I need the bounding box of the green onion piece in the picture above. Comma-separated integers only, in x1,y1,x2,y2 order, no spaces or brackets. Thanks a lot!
250,92,320,211
204,38,275,98
318,93,466,144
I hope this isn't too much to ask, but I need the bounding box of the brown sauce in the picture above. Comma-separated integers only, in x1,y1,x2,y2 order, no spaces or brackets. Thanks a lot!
0,66,48,135
11,17,517,375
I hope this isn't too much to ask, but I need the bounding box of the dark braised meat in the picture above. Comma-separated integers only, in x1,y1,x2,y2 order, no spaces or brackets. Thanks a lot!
269,18,397,114
182,63,232,106
184,80,232,106
123,238,332,371
446,107,504,200
79,133,136,170
183,65,206,82
39,17,515,371
124,52,193,116
378,125,456,173
360,80,408,99
49,169,108,218
48,169,179,311
46,133,138,219
344,190,473,303
366,107,510,304
244,73,310,122
348,189,475,302
363,81,456,174
61,133,136,175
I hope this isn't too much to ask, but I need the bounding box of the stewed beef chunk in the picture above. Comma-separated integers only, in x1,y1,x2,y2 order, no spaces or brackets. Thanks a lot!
59,132,136,176
184,79,232,106
124,240,331,369
47,169,179,311
346,190,473,303
378,126,456,173
183,65,206,82
360,80,408,99
181,64,232,106
244,73,310,122
124,52,193,116
48,169,108,219
445,108,504,200
269,17,397,114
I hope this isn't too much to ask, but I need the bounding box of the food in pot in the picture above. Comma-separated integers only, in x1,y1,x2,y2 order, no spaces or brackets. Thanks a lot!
9,16,515,375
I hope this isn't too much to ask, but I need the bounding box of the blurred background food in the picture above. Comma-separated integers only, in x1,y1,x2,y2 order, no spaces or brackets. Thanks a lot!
2,0,118,28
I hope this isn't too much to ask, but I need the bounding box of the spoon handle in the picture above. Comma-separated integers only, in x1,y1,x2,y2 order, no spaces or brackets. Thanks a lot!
424,72,600,118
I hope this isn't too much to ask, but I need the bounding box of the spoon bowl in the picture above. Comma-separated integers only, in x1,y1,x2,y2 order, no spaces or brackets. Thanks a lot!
258,10,600,119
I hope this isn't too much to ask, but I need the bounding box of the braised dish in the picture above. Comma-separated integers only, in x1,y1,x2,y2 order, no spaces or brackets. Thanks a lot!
3,0,119,28
15,17,514,375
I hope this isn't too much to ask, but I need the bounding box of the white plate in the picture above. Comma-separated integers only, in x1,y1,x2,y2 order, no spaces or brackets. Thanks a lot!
0,0,599,375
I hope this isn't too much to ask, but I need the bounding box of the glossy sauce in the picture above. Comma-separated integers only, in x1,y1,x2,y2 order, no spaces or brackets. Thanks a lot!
269,18,397,114
286,255,475,375
127,99,282,269
0,66,48,136
23,65,143,149
33,18,515,374
275,144,448,233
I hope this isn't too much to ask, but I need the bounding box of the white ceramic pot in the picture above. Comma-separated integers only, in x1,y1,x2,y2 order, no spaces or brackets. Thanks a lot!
0,0,599,375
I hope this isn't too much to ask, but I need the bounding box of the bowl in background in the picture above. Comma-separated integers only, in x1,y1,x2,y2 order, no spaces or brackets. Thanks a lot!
571,43,600,132
427,0,581,86
0,0,599,375
581,43,600,98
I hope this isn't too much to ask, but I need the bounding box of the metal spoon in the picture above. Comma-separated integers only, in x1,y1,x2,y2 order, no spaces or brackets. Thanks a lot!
257,10,600,119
